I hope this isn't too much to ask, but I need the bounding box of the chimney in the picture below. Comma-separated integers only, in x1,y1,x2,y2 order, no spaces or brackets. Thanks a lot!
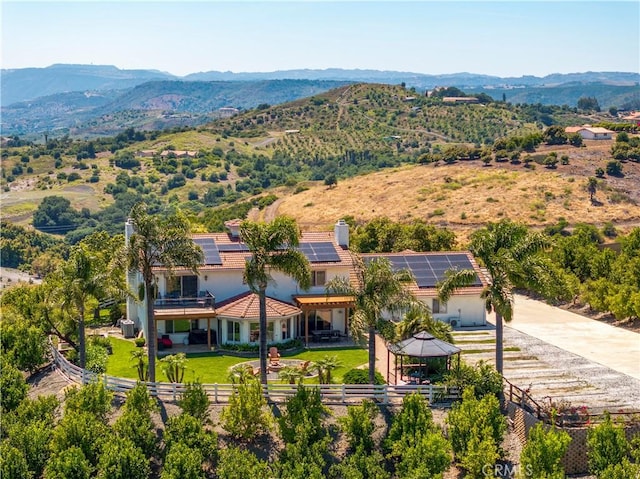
334,219,349,248
224,219,242,239
125,218,135,245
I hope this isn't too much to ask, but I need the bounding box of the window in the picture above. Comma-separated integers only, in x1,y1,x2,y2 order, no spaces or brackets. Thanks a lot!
312,270,326,287
249,322,274,342
227,320,240,342
165,320,190,334
432,299,447,314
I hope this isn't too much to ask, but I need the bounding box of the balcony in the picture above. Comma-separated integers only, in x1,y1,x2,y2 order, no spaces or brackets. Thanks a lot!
154,293,215,320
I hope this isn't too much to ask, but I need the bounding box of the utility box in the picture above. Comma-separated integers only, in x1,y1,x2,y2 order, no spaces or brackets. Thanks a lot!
121,319,135,338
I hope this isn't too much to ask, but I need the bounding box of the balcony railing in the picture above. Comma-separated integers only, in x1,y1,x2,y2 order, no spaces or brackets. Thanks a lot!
154,295,215,310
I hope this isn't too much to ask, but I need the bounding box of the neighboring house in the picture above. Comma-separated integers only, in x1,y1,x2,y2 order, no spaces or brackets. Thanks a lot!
442,97,479,104
565,125,614,140
137,150,156,158
160,150,198,158
125,219,487,348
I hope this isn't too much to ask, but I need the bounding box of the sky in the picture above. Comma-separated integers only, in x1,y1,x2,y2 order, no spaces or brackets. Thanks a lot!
2,1,639,78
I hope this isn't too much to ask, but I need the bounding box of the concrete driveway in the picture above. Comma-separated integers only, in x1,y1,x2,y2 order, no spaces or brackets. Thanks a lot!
506,294,640,380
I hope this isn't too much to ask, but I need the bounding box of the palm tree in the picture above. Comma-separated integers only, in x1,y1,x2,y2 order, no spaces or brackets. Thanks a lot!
126,203,203,382
240,217,311,385
313,355,343,384
278,365,304,385
395,303,453,344
326,256,416,384
437,219,556,374
58,244,108,371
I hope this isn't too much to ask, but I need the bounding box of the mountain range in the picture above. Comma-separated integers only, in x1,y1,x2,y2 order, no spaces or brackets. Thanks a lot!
1,64,638,138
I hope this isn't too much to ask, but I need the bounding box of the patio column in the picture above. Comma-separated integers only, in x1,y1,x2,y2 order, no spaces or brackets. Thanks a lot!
344,307,349,338
207,317,211,350
305,310,309,345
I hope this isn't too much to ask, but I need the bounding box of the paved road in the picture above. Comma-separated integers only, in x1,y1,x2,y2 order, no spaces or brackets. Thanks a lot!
505,294,640,380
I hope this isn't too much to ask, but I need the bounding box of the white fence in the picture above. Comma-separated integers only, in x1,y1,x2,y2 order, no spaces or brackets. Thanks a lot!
51,344,459,405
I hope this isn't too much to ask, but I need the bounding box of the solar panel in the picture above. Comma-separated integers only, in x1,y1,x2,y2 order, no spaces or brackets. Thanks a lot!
217,243,250,252
299,242,341,263
193,238,222,265
368,253,483,288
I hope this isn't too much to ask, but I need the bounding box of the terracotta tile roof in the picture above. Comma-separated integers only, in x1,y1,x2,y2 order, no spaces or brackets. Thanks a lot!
215,291,301,319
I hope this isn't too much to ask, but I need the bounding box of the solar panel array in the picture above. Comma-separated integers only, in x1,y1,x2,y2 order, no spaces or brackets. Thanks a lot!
193,238,223,265
217,243,250,252
299,242,341,263
371,253,482,289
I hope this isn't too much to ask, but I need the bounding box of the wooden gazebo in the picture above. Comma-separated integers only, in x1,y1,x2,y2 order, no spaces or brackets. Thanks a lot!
386,331,461,385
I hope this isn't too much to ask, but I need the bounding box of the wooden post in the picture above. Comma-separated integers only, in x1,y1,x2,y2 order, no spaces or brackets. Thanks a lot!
304,310,309,345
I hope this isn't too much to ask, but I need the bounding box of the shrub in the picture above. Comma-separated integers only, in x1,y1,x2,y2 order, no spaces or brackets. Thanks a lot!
338,399,377,452
6,420,51,477
0,442,31,479
113,409,157,457
343,368,385,385
160,442,204,479
217,447,273,479
385,392,434,452
50,412,111,466
606,160,623,176
123,382,157,415
164,413,217,462
160,353,188,383
395,430,451,479
443,360,502,399
178,382,210,422
85,342,108,374
520,423,572,478
220,379,272,440
278,384,328,445
328,446,389,479
587,413,629,476
96,438,150,479
599,458,640,479
64,381,113,422
43,447,92,479
447,388,506,473
0,362,28,412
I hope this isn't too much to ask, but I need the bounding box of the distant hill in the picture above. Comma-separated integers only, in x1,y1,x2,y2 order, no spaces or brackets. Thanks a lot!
1,64,638,138
1,64,176,105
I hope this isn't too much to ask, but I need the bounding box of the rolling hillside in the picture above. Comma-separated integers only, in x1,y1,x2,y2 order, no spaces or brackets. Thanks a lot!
1,83,638,245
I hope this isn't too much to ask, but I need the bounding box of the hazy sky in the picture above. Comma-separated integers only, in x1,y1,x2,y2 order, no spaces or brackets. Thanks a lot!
2,1,639,77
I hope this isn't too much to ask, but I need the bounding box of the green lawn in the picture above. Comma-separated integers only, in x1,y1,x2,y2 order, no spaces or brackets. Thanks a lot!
105,338,367,384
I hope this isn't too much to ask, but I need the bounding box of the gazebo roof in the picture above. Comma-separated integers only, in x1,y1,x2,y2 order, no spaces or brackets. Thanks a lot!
388,331,461,358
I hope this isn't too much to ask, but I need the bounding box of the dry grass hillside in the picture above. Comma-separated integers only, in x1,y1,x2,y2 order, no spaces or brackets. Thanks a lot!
264,141,640,244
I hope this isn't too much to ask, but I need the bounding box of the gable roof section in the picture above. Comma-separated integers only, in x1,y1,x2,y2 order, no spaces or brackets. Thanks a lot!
215,291,301,319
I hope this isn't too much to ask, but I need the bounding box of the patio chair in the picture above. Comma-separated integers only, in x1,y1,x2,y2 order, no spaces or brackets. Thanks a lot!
269,347,281,365
298,360,311,373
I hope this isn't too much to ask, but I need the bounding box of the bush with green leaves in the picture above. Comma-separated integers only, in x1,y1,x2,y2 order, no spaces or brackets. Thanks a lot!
519,422,571,479
0,320,47,373
64,381,113,422
0,362,28,413
85,342,109,374
599,458,640,479
216,446,273,479
443,359,502,399
123,381,157,415
160,442,204,479
178,381,210,422
343,368,385,385
50,412,111,467
96,438,150,479
278,384,328,444
5,420,52,478
113,408,158,457
0,441,31,479
587,413,629,476
339,399,378,452
164,413,217,462
329,446,390,479
275,435,329,479
220,378,272,440
384,393,451,478
43,447,92,479
446,387,506,475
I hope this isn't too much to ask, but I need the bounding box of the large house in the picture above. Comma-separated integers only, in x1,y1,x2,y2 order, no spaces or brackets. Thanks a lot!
125,219,488,349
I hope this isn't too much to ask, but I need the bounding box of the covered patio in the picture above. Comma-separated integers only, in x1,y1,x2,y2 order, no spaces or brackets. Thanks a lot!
293,294,355,345
386,331,461,385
